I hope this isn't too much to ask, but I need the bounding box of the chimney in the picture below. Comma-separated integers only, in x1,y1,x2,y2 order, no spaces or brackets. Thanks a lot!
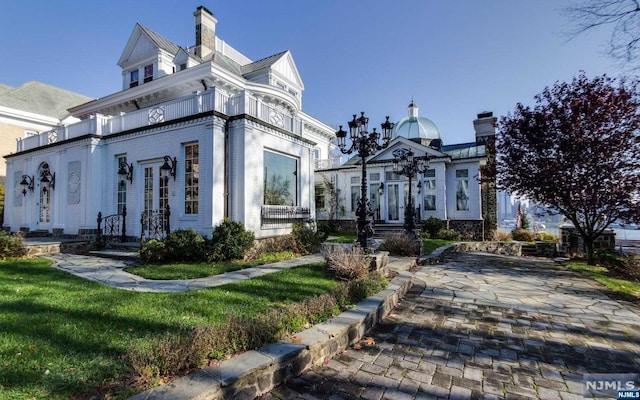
473,111,497,144
194,6,217,59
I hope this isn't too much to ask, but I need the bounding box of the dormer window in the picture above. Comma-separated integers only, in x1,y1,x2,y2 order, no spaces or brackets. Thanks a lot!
129,70,139,88
144,64,153,83
180,63,187,71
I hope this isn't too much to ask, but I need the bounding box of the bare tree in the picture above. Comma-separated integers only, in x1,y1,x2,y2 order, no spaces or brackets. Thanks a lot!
564,0,640,69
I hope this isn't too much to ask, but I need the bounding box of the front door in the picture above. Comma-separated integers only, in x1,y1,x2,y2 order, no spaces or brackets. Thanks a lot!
387,183,402,223
142,165,169,239
386,182,419,224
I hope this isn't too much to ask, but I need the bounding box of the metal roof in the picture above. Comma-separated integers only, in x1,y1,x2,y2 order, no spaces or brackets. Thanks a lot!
441,142,486,159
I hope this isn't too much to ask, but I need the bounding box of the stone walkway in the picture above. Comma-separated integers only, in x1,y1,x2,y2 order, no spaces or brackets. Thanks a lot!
264,252,640,400
45,253,325,292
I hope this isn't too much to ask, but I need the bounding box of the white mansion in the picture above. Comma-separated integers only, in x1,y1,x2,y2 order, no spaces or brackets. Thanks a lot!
315,102,498,241
3,6,335,240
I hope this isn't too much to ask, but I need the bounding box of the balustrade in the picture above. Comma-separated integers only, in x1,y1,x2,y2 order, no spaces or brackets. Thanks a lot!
15,87,305,152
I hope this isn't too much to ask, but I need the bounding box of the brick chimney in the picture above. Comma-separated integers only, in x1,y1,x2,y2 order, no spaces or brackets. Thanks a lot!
194,6,217,59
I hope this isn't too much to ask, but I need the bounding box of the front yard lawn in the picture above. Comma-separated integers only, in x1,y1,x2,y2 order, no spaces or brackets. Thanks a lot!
0,257,340,399
566,260,640,303
423,239,456,255
126,250,298,279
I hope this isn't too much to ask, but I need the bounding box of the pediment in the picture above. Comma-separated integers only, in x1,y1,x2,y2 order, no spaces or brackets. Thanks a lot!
118,24,161,67
272,51,304,90
369,137,447,163
173,48,197,67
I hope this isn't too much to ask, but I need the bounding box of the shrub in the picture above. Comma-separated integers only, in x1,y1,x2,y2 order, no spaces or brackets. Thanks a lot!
139,239,168,263
207,219,255,261
537,231,558,242
164,229,205,262
346,272,388,302
243,235,297,261
512,229,535,242
422,217,446,238
0,231,26,259
382,232,420,256
291,221,328,255
127,274,388,381
436,229,461,241
323,245,370,281
597,251,640,282
494,230,512,241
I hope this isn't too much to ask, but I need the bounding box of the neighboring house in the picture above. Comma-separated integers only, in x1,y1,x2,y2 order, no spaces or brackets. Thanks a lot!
0,81,93,179
315,102,498,240
3,6,335,239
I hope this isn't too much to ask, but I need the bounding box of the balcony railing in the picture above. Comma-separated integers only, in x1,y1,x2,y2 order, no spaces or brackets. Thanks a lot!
16,88,305,152
261,205,311,228
314,157,342,171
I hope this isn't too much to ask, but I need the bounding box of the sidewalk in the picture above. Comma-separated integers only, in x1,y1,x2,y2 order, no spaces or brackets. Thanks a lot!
44,253,325,292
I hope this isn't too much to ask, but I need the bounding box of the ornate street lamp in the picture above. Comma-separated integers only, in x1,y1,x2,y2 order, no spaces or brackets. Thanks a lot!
336,112,394,249
393,148,428,236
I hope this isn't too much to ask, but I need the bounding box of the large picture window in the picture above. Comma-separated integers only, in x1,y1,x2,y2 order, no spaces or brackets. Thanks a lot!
184,143,199,214
264,150,298,205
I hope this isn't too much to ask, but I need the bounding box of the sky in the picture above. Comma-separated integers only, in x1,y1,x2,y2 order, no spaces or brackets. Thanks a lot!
0,0,627,145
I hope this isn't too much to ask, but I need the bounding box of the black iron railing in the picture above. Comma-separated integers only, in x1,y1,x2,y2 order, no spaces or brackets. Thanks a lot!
141,205,171,243
261,205,310,228
97,206,127,244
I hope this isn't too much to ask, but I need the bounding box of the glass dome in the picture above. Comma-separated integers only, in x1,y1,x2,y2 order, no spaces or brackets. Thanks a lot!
392,101,442,141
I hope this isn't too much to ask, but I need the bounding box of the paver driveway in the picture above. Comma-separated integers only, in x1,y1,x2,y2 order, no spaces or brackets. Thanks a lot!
264,252,640,400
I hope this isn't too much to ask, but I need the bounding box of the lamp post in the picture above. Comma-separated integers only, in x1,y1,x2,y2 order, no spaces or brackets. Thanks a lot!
393,148,428,237
335,112,394,250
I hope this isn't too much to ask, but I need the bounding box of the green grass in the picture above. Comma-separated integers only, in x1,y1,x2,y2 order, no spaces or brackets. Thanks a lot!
126,251,298,279
422,239,456,255
566,260,640,303
0,257,338,400
325,233,357,243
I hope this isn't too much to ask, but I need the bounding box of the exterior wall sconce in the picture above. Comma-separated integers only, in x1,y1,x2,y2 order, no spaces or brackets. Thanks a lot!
40,170,55,192
20,175,34,196
417,180,422,194
118,162,134,184
160,156,177,181
378,182,384,195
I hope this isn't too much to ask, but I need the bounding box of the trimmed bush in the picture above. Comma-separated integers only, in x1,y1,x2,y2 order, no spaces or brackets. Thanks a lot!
164,229,205,262
0,231,26,259
382,232,420,256
436,229,461,241
291,221,328,255
537,231,558,242
139,239,167,263
512,229,535,242
422,217,446,238
207,219,255,261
